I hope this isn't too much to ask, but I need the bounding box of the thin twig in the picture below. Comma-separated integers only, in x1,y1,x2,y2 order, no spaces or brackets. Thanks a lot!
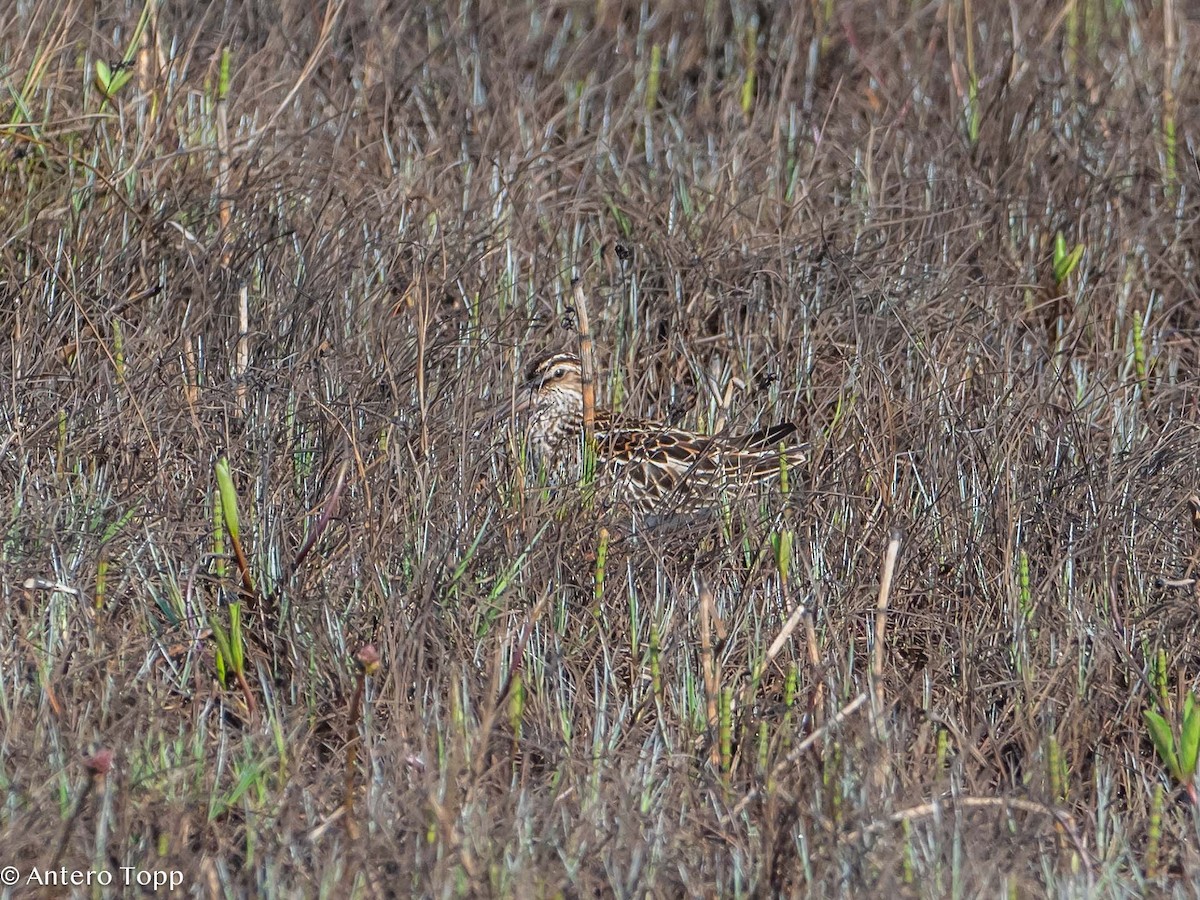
803,608,824,723
845,795,1093,881
49,750,113,873
341,646,380,840
734,599,807,716
873,532,901,712
698,580,721,768
571,280,596,448
241,0,345,160
493,589,553,708
235,283,249,415
289,459,351,577
733,691,869,815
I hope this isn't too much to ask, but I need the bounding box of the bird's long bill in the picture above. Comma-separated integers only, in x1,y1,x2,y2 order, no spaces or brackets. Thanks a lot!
483,386,533,428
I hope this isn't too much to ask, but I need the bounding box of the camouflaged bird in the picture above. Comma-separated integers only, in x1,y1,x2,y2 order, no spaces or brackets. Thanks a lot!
504,351,805,519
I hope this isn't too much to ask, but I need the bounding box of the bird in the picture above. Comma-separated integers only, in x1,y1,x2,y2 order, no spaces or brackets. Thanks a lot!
499,351,806,520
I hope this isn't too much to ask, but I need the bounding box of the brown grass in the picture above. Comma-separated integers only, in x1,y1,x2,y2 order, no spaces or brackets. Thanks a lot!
3,0,1200,895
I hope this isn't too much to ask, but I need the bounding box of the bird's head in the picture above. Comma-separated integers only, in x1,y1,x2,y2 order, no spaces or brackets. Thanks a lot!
515,352,584,413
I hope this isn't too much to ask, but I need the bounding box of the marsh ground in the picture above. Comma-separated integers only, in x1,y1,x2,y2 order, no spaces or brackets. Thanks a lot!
3,0,1200,896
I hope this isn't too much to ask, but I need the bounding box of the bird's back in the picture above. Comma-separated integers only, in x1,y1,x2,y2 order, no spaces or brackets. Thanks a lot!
592,411,804,515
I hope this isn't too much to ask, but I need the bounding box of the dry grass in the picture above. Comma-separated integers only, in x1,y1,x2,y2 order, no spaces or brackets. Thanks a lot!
3,0,1200,896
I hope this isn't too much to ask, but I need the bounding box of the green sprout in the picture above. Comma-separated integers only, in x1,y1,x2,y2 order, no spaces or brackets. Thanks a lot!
1052,231,1085,286
1143,689,1200,804
212,457,255,716
93,0,154,105
93,59,133,100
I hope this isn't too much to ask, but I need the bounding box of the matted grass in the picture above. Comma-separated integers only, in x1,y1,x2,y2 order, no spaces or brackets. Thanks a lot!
3,0,1200,896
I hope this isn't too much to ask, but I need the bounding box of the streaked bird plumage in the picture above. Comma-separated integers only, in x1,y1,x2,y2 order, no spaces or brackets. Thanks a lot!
504,352,805,517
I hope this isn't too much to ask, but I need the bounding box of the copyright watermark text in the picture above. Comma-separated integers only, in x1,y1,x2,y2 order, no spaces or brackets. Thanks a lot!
1,865,183,891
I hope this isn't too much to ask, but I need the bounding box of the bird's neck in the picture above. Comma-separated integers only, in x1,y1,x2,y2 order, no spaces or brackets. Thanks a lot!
539,385,582,425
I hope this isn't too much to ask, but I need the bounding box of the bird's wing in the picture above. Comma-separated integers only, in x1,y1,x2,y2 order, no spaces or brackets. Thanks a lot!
596,417,803,511
736,422,798,450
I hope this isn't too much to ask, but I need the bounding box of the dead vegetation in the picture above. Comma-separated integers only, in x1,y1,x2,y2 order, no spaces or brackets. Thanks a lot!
3,0,1200,895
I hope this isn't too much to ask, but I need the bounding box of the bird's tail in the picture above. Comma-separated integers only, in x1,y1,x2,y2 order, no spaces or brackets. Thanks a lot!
724,425,807,487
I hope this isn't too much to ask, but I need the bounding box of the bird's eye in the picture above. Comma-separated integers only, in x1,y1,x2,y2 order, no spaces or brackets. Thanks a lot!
553,367,565,379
